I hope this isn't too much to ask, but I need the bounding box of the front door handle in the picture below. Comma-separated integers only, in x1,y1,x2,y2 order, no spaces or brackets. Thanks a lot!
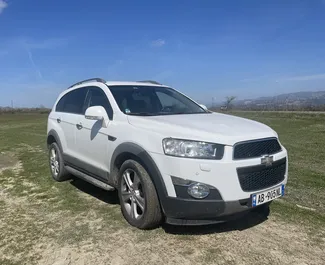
57,118,61,123
76,123,83,130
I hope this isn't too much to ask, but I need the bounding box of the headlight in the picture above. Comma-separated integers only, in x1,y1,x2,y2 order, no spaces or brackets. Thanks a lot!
162,138,224,159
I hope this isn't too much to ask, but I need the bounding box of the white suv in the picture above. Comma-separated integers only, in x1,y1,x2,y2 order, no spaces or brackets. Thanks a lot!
47,78,288,229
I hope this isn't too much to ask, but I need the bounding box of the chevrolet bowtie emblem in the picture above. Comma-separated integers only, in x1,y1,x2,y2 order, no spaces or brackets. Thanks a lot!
261,155,273,167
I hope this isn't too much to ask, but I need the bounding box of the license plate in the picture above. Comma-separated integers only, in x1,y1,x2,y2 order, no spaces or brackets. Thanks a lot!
252,184,285,207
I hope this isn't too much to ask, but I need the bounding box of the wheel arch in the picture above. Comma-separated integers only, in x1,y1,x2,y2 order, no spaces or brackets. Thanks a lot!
109,142,168,213
47,129,63,152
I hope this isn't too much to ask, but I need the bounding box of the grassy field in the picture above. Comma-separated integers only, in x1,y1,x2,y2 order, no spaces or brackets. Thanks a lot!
0,112,324,265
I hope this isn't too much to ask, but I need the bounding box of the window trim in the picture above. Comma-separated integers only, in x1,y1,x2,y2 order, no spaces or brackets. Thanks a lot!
55,87,89,115
83,86,114,120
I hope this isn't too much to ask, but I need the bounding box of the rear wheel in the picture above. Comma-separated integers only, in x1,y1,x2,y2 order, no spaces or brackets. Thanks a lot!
48,143,70,182
118,160,162,229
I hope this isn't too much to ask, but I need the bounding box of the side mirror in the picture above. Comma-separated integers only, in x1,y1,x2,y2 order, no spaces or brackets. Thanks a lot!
85,106,109,128
199,104,208,111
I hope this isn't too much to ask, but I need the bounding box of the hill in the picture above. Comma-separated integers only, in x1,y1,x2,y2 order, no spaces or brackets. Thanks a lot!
232,90,325,111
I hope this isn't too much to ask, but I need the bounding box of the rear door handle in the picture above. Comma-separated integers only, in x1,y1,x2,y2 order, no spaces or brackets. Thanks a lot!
57,118,61,123
76,123,83,130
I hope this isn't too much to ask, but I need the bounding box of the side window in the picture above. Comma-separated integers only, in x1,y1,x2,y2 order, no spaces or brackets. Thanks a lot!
55,87,88,114
56,96,66,112
87,87,113,120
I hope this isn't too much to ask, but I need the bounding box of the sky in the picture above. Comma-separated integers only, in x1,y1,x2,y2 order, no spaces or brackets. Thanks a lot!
1,0,325,107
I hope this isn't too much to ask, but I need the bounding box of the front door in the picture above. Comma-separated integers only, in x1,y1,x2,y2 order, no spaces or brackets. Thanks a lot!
75,86,114,181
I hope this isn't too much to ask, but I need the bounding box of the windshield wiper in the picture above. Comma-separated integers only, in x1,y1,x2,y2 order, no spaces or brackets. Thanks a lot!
126,112,158,116
158,111,209,115
127,111,210,116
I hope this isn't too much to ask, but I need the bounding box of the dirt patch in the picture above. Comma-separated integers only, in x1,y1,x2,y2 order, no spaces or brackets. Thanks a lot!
17,143,44,153
0,153,17,170
32,215,325,265
0,124,35,130
0,153,21,175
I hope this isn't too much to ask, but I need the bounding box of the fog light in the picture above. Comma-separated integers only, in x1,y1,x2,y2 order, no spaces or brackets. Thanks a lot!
187,183,210,199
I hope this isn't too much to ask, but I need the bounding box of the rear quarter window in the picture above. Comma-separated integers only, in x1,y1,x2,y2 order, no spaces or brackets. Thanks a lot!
55,87,88,114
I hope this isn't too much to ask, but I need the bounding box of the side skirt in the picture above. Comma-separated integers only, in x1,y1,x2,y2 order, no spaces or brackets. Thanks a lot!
65,165,115,191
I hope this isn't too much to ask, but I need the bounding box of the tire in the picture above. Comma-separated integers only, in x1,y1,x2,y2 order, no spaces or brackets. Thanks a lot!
48,142,71,182
118,160,162,229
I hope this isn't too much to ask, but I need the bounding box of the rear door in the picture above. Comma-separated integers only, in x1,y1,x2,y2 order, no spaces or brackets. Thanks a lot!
54,87,88,161
75,86,114,181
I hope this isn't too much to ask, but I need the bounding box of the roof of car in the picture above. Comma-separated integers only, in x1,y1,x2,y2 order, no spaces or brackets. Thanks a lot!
67,78,167,90
105,81,165,87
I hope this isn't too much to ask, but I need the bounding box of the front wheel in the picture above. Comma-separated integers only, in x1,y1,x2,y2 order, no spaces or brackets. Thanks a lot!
118,160,162,229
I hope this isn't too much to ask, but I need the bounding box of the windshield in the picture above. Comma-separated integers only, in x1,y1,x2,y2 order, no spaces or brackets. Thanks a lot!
108,85,207,116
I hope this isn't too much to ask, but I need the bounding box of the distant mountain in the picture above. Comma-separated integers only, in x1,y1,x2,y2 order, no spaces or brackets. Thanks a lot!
234,90,325,109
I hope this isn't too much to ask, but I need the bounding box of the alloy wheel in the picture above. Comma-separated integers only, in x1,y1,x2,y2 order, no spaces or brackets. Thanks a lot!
121,169,145,220
50,148,59,177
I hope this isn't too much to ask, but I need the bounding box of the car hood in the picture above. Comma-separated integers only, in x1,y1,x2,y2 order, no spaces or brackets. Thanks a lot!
127,112,278,146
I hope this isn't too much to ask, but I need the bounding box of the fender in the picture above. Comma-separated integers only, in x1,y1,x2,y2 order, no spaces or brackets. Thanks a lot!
110,142,169,213
47,129,63,152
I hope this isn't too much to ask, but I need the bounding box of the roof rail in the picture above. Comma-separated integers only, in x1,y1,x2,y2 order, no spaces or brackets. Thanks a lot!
137,80,162,85
68,78,106,89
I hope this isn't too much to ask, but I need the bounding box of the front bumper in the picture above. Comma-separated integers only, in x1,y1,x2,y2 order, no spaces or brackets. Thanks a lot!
149,145,288,224
163,196,255,225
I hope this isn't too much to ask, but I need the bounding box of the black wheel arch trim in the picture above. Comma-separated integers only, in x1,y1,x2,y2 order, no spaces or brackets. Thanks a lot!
47,129,63,152
110,142,169,214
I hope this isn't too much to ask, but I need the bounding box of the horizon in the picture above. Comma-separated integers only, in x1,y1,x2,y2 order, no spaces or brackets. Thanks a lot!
1,0,325,107
1,87,325,109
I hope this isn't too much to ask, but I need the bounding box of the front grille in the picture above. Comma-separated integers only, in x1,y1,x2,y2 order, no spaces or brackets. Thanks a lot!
237,157,286,192
233,138,282,160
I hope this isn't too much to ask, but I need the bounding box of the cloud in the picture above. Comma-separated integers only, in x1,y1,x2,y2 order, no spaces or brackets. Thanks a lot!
150,39,166,47
25,47,43,79
0,37,70,54
280,73,325,82
15,39,44,80
0,0,7,14
0,37,70,81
